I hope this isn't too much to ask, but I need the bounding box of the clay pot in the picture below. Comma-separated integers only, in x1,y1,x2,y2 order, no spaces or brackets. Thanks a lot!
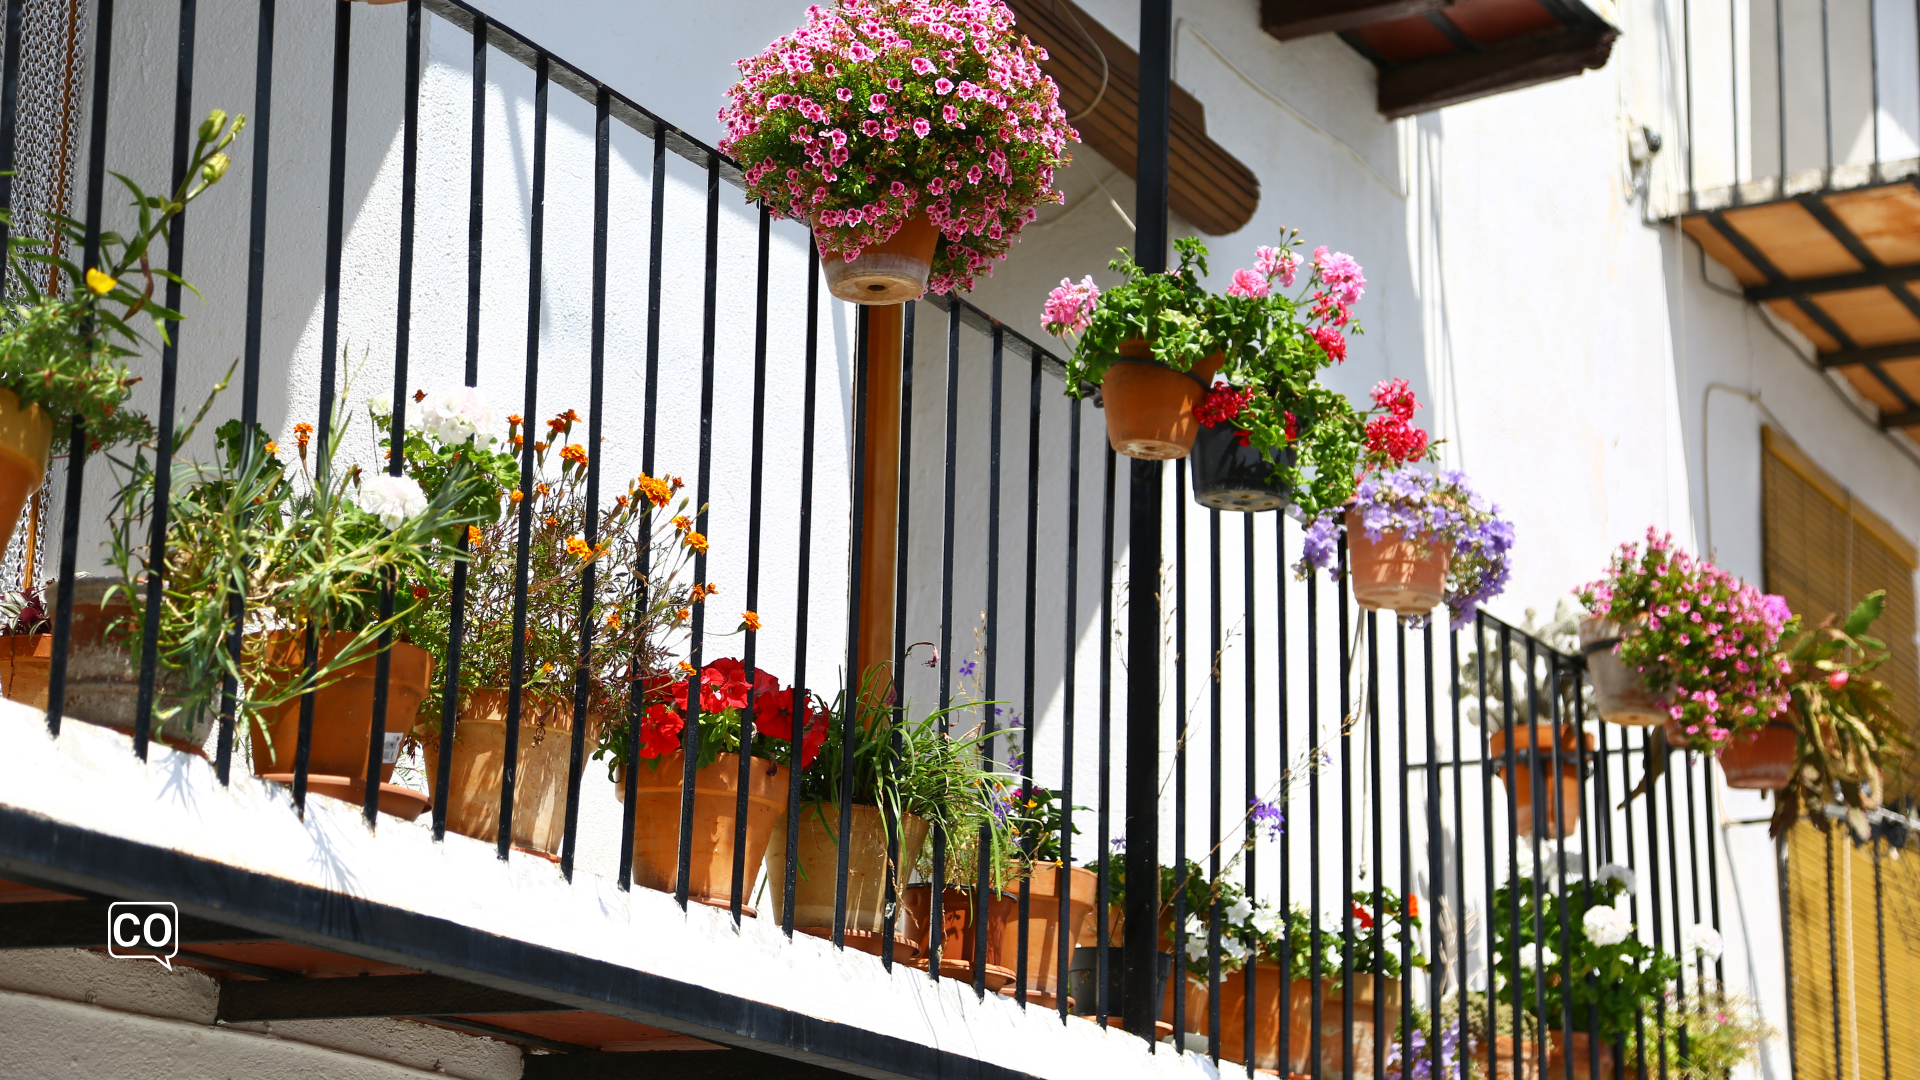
1718,720,1797,790
902,883,1019,989
1098,339,1224,461
763,803,930,954
1284,975,1401,1080
1489,724,1595,840
1578,618,1667,727
1547,1030,1622,1080
1346,510,1448,616
0,632,49,708
1177,962,1287,1068
0,389,52,555
53,578,205,751
819,212,939,304
421,689,602,856
1472,1036,1543,1080
997,862,1098,1003
1190,423,1292,512
614,751,789,913
248,631,434,782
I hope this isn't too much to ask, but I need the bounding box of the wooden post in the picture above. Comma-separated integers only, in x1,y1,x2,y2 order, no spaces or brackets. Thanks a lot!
855,303,904,701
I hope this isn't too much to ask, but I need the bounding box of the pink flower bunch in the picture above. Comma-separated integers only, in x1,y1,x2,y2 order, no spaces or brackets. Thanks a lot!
718,0,1075,295
1362,378,1429,465
1042,275,1098,336
1254,244,1298,287
1576,528,1795,745
1226,267,1270,299
1308,246,1365,327
1223,237,1363,364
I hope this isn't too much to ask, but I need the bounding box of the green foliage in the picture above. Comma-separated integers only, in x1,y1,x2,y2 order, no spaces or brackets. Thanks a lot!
1487,873,1679,1045
1059,239,1225,390
0,109,243,451
1657,983,1773,1079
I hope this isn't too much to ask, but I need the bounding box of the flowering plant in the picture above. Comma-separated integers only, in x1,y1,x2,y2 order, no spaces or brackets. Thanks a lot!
1655,983,1774,1079
1575,530,1794,746
719,0,1073,294
597,655,831,775
1768,591,1911,840
1044,237,1227,390
1297,465,1515,629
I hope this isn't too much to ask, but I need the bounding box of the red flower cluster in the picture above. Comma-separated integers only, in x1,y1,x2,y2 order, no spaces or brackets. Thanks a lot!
1363,378,1430,464
1308,325,1347,363
1193,384,1252,428
639,658,829,767
1353,902,1375,930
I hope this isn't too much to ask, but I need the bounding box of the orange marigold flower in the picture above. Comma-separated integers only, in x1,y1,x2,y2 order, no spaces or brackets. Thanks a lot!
510,489,524,503
741,611,762,631
675,607,692,622
535,483,551,496
533,442,548,455
677,660,696,675
670,475,685,491
605,610,622,631
507,413,523,427
545,515,561,528
615,494,630,510
637,475,672,508
511,434,525,448
684,530,709,554
560,443,588,468
411,584,429,600
566,536,592,558
672,515,692,533
560,408,582,424
264,441,279,456
467,526,483,547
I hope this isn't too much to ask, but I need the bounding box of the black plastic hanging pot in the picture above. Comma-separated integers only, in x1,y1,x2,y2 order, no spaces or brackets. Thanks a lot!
1189,424,1292,512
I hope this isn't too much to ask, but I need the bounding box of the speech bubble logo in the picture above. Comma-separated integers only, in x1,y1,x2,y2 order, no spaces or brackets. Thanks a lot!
107,901,177,971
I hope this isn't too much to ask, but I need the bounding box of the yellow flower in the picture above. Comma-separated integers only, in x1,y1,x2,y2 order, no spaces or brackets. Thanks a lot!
637,475,672,508
605,610,622,631
741,611,762,632
560,443,588,469
684,530,709,554
467,526,483,547
566,536,592,558
85,268,117,295
510,489,524,503
672,515,691,533
263,441,279,457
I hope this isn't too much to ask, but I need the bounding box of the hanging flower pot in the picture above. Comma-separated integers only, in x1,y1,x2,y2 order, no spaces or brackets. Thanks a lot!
1284,975,1402,1080
818,213,940,305
0,632,49,708
1489,723,1595,840
0,389,51,555
994,861,1097,1008
1098,339,1224,461
1189,423,1292,512
53,578,205,753
764,803,930,956
902,883,1018,990
1577,617,1669,727
421,690,602,857
1176,961,1287,1068
1717,720,1796,790
249,630,436,820
1345,508,1448,617
614,751,789,914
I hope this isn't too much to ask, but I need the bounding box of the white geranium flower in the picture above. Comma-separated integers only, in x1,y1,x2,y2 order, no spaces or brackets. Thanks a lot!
1582,902,1633,947
1515,943,1558,970
367,394,393,418
418,386,495,448
1511,845,1537,880
1226,897,1253,926
1596,862,1637,893
356,474,427,530
1682,923,1724,961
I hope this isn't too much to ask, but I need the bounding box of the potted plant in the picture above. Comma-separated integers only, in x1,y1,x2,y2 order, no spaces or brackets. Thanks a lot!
0,110,244,556
897,752,1027,988
0,585,49,708
1767,591,1911,837
719,0,1073,303
1427,992,1539,1080
1188,236,1372,514
1297,460,1515,624
405,411,692,857
1650,982,1773,1079
1274,889,1424,1080
1574,529,1794,738
994,780,1095,1007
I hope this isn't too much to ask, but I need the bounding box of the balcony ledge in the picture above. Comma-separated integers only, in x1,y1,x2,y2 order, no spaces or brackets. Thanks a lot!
0,701,1216,1080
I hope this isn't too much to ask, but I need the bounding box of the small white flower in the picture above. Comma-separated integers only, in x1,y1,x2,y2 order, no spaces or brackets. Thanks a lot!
1226,897,1253,925
1221,936,1249,960
1252,905,1286,939
1511,845,1537,879
1682,923,1724,961
1515,943,1558,970
418,386,495,448
367,394,393,418
1596,862,1637,893
1582,903,1633,947
356,474,428,530
1184,933,1207,962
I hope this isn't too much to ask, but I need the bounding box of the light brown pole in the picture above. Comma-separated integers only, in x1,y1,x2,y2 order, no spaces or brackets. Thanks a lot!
855,302,904,702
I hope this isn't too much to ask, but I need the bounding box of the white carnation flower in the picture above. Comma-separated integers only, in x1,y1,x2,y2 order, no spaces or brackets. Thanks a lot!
1682,923,1723,961
357,474,428,530
1582,902,1633,947
1596,862,1637,893
418,386,495,447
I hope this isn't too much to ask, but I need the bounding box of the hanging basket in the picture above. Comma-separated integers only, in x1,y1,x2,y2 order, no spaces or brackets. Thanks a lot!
1189,424,1291,512
1717,720,1797,790
1578,617,1668,727
1345,510,1447,617
818,212,939,305
1098,339,1222,461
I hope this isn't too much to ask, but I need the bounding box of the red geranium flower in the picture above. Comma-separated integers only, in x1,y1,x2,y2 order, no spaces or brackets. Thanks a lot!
638,704,685,759
1353,902,1375,930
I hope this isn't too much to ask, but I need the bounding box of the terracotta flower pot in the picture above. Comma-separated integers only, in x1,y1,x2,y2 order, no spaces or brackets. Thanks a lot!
421,689,602,856
1345,510,1448,616
1471,1036,1543,1080
901,883,1019,990
248,631,434,783
1578,618,1668,727
818,212,939,304
1489,724,1595,840
614,751,789,914
996,861,1098,1004
763,803,930,955
1177,962,1287,1068
1189,423,1292,512
53,578,205,751
1284,975,1401,1080
1547,1030,1623,1080
0,632,49,708
1099,339,1224,461
1718,719,1797,790
0,388,52,555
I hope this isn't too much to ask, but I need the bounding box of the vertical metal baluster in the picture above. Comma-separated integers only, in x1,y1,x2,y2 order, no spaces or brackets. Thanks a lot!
0,0,23,299
881,300,914,965
1243,515,1257,1076
1451,626,1468,1080
1823,829,1840,1080
1171,460,1188,1044
1060,397,1081,1017
972,325,1003,995
1096,445,1116,1021
1364,610,1381,1080
1497,628,1524,1080
1874,837,1890,1080
1423,623,1444,1080
835,304,869,941
935,303,960,986
1703,743,1723,990
1339,558,1355,1080
1207,508,1222,1060
363,0,422,822
1015,343,1041,1008
677,152,721,908
134,0,201,763
780,238,820,933
1575,668,1603,1080
729,205,771,925
434,10,486,844
1548,648,1573,1080
1624,723,1647,1076
506,52,546,866
1646,729,1668,1080
1275,520,1290,1077
1476,615,1496,1080
1394,621,1409,1080
558,87,609,881
618,116,660,890
1306,561,1322,1080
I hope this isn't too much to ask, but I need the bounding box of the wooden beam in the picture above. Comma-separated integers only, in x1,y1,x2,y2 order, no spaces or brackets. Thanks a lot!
1745,261,1920,301
521,1048,862,1080
1377,27,1617,118
0,900,268,949
1881,409,1920,430
1818,342,1920,369
217,974,568,1022
855,304,902,698
1261,0,1450,40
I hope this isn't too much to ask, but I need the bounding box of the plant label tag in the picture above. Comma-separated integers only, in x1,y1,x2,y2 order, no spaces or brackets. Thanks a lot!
382,732,403,764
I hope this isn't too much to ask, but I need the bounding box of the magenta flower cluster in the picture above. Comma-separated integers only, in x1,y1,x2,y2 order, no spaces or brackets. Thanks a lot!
718,0,1075,294
1576,528,1794,745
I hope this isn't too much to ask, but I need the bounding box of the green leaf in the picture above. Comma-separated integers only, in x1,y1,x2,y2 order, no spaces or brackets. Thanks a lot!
1844,590,1885,637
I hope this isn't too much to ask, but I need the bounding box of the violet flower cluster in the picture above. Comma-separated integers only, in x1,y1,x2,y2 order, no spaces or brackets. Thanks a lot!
718,0,1075,294
1296,465,1515,630
1576,528,1794,745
